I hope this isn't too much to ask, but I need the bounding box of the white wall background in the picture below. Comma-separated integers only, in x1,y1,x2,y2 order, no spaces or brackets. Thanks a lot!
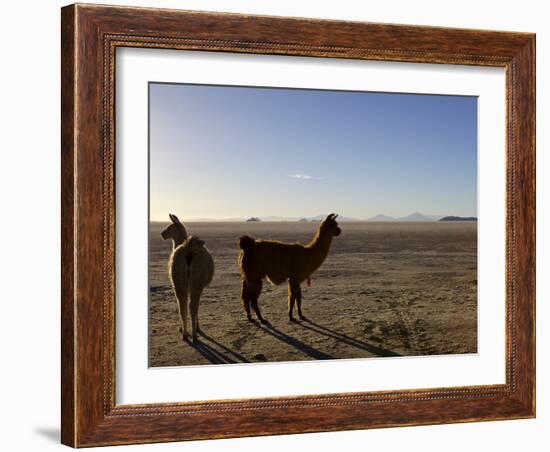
0,1,546,450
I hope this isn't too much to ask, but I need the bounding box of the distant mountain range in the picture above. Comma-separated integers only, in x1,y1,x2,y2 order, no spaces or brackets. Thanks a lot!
249,213,442,222
309,214,359,222
259,214,359,222
368,214,396,221
439,216,477,222
153,212,473,222
367,212,442,222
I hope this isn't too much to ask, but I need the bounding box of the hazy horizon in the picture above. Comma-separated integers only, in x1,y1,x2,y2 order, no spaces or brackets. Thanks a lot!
149,213,468,222
150,83,477,222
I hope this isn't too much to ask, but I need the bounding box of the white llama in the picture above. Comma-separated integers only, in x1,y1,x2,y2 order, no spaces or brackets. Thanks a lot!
161,214,214,342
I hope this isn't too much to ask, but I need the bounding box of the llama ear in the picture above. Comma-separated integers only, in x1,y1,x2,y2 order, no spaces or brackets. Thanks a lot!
333,214,339,220
169,213,181,224
326,213,336,220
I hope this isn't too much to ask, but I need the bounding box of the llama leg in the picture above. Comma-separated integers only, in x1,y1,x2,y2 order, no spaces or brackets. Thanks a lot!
251,297,268,324
295,285,306,320
195,300,202,334
287,281,297,322
241,280,253,322
196,314,202,334
249,279,267,324
174,286,188,341
189,286,203,343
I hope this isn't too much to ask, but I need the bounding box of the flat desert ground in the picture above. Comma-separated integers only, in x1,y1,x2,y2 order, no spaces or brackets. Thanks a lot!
149,221,477,367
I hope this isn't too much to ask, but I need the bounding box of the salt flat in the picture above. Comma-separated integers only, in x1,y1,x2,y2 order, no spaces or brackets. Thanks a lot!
148,221,477,367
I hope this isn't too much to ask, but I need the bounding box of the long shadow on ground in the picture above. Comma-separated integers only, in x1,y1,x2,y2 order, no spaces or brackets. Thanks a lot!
190,340,235,364
257,323,334,360
190,333,250,364
298,319,401,357
200,332,250,363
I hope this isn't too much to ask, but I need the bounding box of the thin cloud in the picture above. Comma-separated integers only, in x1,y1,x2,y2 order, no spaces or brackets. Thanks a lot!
288,172,313,180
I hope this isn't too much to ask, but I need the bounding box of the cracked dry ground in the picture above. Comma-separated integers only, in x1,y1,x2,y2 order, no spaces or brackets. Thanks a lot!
149,221,477,367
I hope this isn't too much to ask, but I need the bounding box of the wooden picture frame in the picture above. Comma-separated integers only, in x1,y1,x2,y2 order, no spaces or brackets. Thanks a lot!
61,3,535,447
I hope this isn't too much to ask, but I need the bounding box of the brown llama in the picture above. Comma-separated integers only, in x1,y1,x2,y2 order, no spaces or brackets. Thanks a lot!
238,213,341,323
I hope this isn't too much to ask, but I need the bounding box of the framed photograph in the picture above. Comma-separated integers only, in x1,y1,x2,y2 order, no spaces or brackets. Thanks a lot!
61,3,535,447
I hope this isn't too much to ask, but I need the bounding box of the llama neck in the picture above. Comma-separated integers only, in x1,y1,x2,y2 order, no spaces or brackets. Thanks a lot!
307,227,333,267
172,230,187,249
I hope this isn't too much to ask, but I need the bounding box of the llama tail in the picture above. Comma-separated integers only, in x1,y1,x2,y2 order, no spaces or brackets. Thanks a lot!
239,235,256,252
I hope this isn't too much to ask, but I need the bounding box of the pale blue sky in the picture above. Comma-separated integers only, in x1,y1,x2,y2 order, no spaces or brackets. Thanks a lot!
149,83,477,221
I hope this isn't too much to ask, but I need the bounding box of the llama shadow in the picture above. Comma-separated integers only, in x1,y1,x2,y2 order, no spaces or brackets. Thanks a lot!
190,333,250,365
191,340,233,364
258,323,334,360
298,319,401,358
200,332,250,363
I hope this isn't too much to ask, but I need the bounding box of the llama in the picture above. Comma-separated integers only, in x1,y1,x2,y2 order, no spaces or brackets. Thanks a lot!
161,214,214,342
238,213,341,323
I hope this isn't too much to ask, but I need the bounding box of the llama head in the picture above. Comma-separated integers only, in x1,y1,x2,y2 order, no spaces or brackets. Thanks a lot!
320,213,341,237
161,213,188,245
